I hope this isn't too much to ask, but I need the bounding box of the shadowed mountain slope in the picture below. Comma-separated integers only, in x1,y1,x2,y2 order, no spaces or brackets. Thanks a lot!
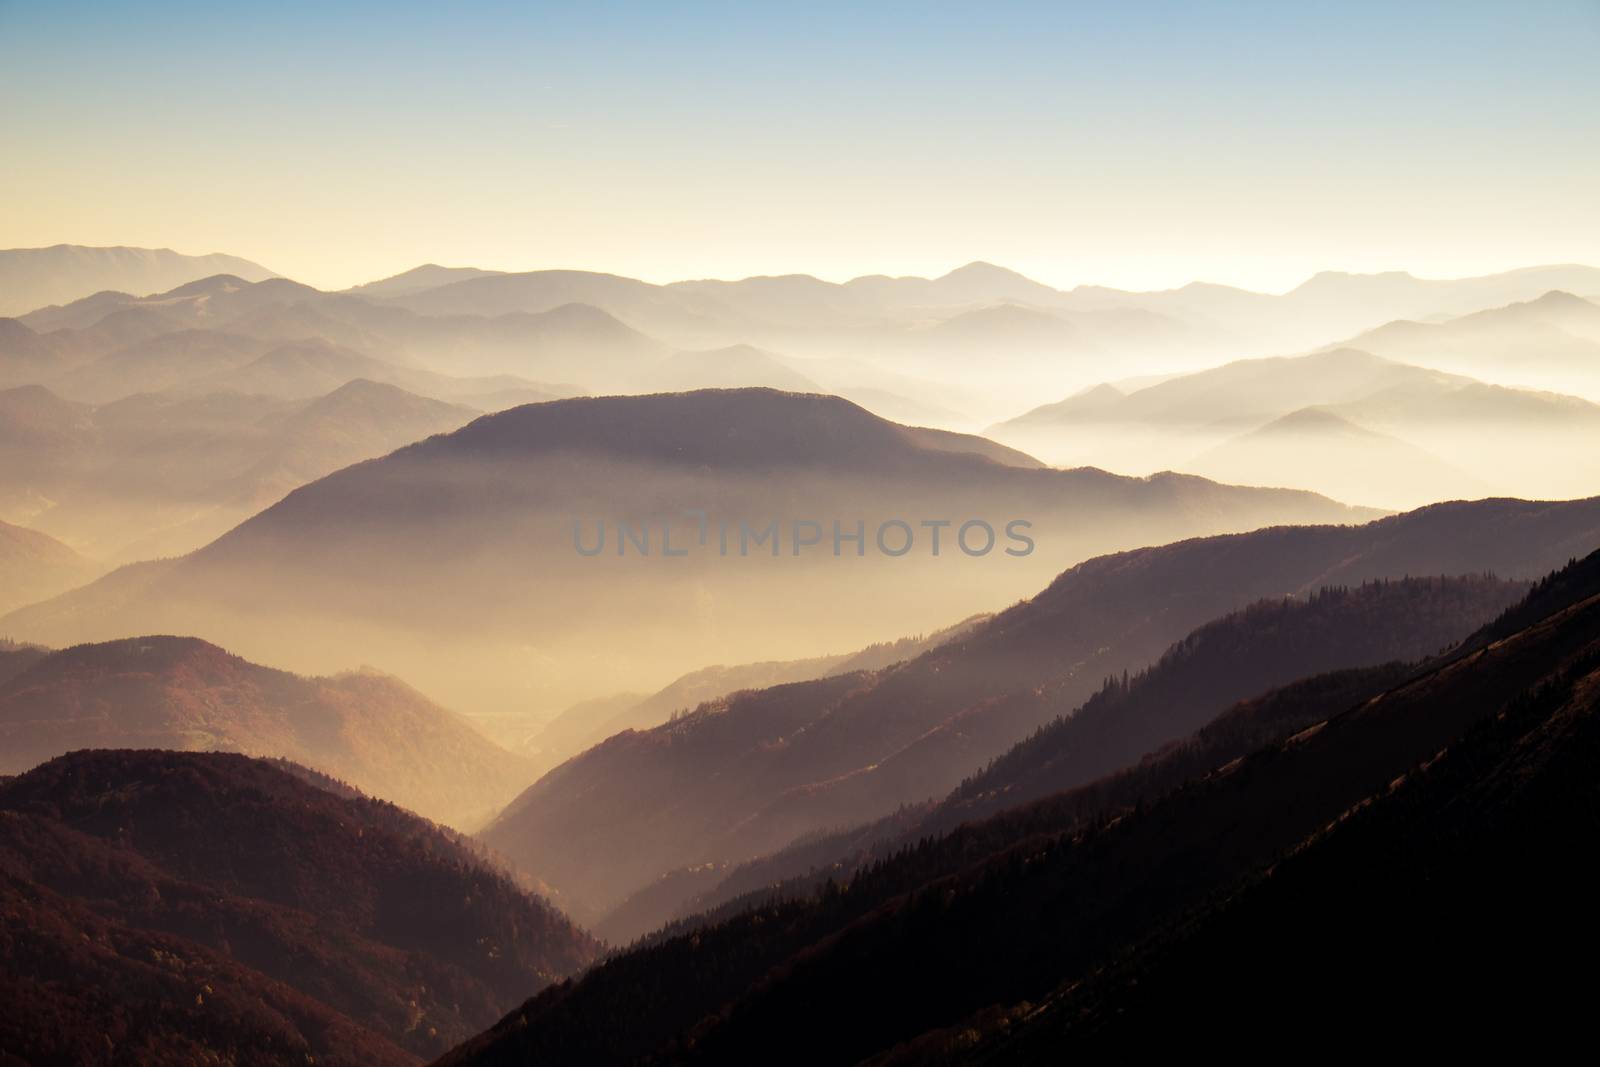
479,498,1600,921
620,574,1525,938
0,750,598,1063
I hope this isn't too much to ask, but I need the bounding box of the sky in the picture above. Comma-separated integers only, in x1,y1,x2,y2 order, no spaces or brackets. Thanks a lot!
2,0,1597,292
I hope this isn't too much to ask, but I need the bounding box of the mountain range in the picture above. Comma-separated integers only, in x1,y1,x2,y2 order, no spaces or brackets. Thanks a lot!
0,389,1373,716
9,248,1600,433
432,541,1600,1066
476,496,1600,925
0,245,277,317
0,377,484,560
989,340,1600,507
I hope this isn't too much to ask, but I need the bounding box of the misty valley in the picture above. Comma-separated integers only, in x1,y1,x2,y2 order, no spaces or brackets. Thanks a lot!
4,4,1600,1061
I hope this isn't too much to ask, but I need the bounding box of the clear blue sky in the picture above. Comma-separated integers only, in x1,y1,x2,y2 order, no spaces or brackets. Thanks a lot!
2,0,1596,290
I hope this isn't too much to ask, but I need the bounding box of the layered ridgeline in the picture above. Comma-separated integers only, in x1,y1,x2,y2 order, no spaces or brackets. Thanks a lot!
434,547,1600,1066
603,574,1524,941
479,496,1600,926
0,389,1373,715
1334,287,1600,395
0,245,276,317
0,379,483,560
8,256,1598,434
0,636,535,830
3,272,652,392
0,750,598,1065
521,614,989,771
988,343,1600,507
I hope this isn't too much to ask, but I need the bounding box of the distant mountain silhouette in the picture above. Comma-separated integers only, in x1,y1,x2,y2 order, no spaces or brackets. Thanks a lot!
0,245,276,317
1337,288,1600,394
0,389,1372,718
0,636,536,828
0,378,480,560
0,749,597,1063
1182,406,1488,509
434,547,1600,1066
347,263,508,297
8,275,656,393
990,345,1600,503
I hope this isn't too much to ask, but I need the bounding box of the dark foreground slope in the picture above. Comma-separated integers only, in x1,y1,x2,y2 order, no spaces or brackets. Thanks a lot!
435,548,1600,1066
928,580,1600,1061
0,751,599,1064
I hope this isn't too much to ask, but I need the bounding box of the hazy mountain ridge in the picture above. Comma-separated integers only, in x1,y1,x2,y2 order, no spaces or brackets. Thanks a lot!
0,635,537,828
0,245,277,317
0,517,100,615
0,389,1371,719
1335,288,1600,394
0,377,482,560
990,343,1600,506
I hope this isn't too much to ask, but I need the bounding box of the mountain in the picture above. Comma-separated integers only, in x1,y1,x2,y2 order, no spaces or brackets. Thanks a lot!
10,275,656,395
192,336,472,400
0,749,598,1063
989,346,1600,503
0,636,536,829
0,379,480,560
1181,406,1488,509
1050,265,1600,367
0,518,99,615
390,269,729,343
476,497,1600,922
46,328,273,402
527,614,990,770
909,305,1088,383
347,264,508,297
0,389,1372,717
0,245,276,317
0,317,64,387
897,561,1600,1060
434,548,1600,1066
625,575,1523,939
1338,289,1600,395
846,261,1065,309
995,347,1465,437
